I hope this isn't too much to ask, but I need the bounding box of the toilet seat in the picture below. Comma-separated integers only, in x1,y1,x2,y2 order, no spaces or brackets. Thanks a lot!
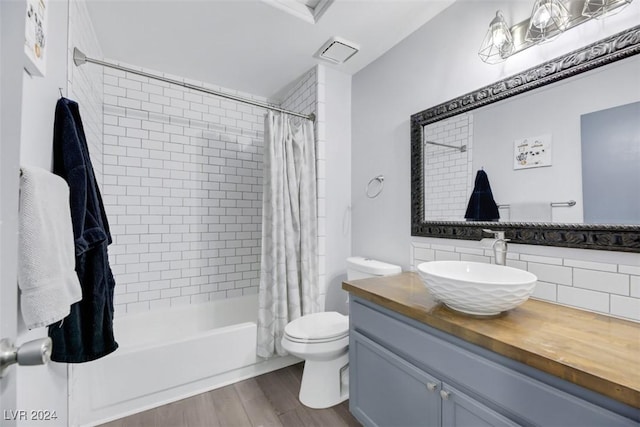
284,312,348,343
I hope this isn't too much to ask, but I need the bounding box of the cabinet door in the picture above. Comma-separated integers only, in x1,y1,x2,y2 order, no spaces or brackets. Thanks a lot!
441,383,518,427
350,332,441,427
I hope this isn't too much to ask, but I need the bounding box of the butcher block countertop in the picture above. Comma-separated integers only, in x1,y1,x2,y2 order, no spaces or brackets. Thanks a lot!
342,272,640,409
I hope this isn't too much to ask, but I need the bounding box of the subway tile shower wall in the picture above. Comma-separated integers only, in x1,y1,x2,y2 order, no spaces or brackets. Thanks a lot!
412,239,640,322
102,64,270,316
67,0,104,183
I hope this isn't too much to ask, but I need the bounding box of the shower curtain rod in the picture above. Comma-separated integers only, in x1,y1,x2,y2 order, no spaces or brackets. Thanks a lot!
73,48,315,122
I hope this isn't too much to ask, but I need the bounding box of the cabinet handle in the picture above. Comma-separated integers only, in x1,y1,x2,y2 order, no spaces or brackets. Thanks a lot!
426,382,438,391
440,390,451,400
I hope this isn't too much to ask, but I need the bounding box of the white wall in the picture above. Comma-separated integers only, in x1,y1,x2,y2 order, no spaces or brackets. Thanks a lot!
19,0,67,168
1,1,27,424
351,0,640,271
321,66,352,314
16,0,69,425
13,0,105,425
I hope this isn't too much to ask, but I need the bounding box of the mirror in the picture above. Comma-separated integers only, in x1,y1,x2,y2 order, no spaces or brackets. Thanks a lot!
411,25,640,252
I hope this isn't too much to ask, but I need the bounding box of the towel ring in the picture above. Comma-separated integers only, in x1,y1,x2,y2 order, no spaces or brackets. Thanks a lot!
366,175,384,199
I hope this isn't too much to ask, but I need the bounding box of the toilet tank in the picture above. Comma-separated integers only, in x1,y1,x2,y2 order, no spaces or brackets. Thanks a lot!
346,257,401,280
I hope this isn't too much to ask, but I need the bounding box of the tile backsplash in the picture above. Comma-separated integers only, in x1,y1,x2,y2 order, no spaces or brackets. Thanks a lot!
411,237,640,322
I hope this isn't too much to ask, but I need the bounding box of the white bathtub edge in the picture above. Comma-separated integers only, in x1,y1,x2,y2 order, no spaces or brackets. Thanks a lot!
76,355,301,427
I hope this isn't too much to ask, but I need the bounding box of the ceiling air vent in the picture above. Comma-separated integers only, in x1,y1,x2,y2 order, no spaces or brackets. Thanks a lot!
316,37,359,64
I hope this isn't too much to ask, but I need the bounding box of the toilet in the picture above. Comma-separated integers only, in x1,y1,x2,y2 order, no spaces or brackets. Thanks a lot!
281,256,401,409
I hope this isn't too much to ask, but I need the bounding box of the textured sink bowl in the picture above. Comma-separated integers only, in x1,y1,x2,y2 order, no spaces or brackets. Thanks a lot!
417,261,537,316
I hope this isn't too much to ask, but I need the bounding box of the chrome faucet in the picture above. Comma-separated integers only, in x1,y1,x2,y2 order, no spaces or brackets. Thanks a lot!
482,229,509,266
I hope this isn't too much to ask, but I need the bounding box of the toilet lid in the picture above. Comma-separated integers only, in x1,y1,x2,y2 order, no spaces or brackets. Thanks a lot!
284,312,348,341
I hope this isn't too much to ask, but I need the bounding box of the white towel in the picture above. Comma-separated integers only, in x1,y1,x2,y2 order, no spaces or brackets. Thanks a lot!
18,165,82,329
509,202,552,222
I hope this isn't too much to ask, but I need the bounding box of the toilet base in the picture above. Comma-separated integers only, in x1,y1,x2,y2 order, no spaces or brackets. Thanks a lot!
299,352,349,409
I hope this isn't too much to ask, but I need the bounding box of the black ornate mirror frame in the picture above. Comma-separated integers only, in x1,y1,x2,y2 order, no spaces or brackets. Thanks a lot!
411,25,640,252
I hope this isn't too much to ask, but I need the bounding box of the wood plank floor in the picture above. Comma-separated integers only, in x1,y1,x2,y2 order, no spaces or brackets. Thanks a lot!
100,363,361,427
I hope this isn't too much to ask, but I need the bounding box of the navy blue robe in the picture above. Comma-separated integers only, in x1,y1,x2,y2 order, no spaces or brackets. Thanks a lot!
49,97,118,362
465,170,500,222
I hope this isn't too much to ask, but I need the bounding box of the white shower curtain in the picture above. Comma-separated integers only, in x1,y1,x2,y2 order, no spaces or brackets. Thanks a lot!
257,111,320,358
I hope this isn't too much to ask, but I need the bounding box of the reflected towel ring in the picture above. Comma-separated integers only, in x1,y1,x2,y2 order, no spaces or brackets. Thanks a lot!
366,175,384,199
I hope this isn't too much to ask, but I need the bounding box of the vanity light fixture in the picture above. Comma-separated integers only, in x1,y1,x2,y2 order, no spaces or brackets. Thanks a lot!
525,0,571,42
478,0,635,64
478,11,515,64
582,0,634,17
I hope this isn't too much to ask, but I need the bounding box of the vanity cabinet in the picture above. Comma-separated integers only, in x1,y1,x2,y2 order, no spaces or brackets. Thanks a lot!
348,296,638,427
352,330,517,427
351,330,441,426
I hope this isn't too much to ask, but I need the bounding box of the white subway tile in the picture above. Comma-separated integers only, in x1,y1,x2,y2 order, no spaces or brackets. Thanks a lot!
557,286,609,314
527,263,572,286
531,281,557,302
164,87,184,99
573,269,629,296
631,276,640,298
119,78,142,91
434,250,460,261
505,259,527,270
619,264,640,275
519,254,563,266
563,258,617,272
610,295,640,321
118,98,141,110
115,293,139,304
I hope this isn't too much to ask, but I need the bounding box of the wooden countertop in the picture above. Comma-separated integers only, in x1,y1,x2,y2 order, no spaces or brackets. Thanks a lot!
343,272,640,409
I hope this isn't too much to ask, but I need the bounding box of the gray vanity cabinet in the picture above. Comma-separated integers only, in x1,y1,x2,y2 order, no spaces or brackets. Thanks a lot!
348,296,638,427
351,331,516,427
440,383,517,427
351,331,442,426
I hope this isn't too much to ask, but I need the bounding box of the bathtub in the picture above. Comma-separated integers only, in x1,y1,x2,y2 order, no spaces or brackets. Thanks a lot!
68,294,299,427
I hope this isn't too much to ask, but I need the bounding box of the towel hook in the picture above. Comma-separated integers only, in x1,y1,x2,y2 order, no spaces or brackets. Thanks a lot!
366,175,384,199
58,87,64,98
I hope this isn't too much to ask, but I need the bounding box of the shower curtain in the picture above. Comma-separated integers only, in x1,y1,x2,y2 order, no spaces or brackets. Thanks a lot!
257,111,319,358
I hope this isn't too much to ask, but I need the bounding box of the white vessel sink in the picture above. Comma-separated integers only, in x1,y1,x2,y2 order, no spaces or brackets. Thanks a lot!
417,261,537,316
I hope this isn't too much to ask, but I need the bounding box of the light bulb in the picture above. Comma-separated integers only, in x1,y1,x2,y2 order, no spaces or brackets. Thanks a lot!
531,1,569,30
532,5,550,28
492,25,508,46
478,10,514,63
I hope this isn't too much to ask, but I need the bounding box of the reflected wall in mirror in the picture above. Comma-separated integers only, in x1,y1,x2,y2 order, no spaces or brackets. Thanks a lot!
411,25,640,252
422,57,640,224
582,101,640,224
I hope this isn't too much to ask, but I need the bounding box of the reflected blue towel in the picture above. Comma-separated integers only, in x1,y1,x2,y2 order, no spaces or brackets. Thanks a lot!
464,170,500,221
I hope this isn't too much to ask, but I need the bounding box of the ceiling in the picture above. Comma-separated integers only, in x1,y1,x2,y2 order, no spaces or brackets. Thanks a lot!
85,0,455,101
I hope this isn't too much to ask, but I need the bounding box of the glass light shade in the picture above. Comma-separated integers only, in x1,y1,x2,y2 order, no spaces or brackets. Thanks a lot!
478,11,514,64
525,0,571,43
583,0,634,18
